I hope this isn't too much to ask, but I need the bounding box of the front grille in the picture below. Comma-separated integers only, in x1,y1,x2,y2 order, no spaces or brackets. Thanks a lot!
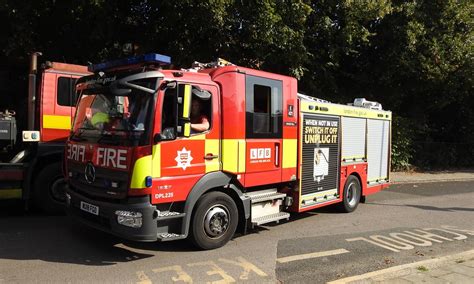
68,162,129,200
70,185,125,204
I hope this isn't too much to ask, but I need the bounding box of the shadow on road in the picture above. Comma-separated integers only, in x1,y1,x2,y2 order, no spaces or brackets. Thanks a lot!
366,202,474,212
0,197,351,264
0,201,201,265
0,215,155,265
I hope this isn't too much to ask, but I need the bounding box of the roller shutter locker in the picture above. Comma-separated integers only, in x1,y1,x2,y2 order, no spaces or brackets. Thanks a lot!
341,117,366,160
367,119,390,181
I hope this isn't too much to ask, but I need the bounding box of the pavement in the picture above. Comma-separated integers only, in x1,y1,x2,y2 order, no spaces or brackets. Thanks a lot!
390,169,474,184
328,170,474,284
329,249,474,284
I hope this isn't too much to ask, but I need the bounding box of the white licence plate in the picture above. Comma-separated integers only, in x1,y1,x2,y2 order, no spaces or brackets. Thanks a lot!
80,201,99,216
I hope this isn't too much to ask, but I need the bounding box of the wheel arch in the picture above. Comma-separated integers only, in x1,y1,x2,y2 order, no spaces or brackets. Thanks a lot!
348,171,367,203
181,171,250,237
24,144,64,201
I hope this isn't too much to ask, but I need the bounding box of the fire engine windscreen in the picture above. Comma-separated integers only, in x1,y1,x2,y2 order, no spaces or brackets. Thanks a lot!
72,87,155,146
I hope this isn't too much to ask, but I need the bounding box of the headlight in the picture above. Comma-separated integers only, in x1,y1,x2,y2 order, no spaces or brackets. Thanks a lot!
115,210,143,228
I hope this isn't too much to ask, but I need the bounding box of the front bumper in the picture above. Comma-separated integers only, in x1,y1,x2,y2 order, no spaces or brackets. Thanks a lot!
66,188,158,242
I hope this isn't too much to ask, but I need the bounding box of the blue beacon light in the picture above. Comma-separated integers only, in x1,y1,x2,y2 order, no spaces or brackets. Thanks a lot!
145,176,153,188
88,53,171,72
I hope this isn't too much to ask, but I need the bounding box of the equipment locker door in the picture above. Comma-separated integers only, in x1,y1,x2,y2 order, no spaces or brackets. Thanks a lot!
243,75,283,187
298,113,341,209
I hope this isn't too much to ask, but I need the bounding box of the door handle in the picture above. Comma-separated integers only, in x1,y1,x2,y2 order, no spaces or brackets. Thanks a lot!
275,143,280,167
204,154,219,160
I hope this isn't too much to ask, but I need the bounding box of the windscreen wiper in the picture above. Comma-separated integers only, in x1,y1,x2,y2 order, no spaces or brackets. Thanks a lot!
71,127,93,141
97,132,122,145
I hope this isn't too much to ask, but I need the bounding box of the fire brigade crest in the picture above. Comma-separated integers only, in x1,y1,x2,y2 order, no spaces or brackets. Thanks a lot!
175,147,193,170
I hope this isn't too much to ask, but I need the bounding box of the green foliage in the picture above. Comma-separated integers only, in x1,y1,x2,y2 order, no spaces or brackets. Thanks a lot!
391,116,414,171
0,0,472,169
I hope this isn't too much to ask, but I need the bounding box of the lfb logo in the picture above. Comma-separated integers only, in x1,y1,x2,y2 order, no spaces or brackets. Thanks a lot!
175,147,193,170
250,148,271,160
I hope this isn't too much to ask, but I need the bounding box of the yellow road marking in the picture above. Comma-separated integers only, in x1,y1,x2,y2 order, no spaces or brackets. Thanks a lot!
136,271,152,284
276,248,350,264
152,265,192,283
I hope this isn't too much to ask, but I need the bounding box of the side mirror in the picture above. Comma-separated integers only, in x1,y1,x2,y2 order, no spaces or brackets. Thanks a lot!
110,82,132,96
178,84,192,120
153,133,161,143
156,127,176,142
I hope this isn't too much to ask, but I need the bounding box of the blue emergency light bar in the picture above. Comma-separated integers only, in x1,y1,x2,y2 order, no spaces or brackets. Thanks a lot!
88,53,171,72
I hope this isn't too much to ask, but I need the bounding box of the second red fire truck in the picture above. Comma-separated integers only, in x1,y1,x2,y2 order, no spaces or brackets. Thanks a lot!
0,53,89,212
65,54,391,249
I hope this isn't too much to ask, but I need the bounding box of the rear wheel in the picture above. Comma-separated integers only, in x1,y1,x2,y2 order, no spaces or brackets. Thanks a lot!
34,162,66,214
338,175,361,213
190,191,238,250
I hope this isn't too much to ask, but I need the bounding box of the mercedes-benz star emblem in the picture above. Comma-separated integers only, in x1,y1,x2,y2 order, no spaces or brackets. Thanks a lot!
84,162,96,184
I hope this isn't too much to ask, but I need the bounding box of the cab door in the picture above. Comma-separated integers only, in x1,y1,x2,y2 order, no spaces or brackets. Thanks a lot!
41,73,79,141
154,83,220,203
243,75,283,187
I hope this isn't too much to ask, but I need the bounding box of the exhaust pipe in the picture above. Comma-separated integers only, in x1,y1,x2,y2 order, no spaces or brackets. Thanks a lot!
27,52,42,130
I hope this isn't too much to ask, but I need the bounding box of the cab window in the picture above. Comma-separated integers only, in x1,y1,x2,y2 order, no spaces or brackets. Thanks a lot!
161,84,212,139
57,77,78,106
245,75,282,138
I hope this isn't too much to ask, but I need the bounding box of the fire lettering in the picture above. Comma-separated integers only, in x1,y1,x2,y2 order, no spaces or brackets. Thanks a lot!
67,144,85,162
96,147,128,169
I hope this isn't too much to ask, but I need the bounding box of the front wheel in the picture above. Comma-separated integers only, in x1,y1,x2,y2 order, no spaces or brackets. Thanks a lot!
33,162,67,214
190,191,238,250
338,175,361,213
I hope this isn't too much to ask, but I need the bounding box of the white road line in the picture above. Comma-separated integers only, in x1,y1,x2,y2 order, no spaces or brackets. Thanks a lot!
277,248,350,264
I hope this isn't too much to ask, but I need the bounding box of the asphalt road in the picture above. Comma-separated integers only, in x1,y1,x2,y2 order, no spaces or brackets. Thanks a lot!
0,181,473,283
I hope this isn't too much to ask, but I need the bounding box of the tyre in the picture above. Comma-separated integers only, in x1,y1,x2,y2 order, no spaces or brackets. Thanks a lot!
338,175,361,213
190,191,239,250
33,162,66,214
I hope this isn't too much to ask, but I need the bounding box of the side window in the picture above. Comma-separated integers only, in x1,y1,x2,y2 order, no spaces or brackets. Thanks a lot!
189,86,212,135
245,75,282,138
160,84,212,139
161,88,177,140
57,77,78,107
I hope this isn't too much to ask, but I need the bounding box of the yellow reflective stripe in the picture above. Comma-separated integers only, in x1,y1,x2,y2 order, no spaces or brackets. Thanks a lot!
43,115,71,130
282,139,297,169
238,141,245,172
130,145,161,188
184,123,191,137
298,120,304,207
188,133,206,140
205,139,220,173
182,85,191,119
0,188,22,199
130,156,152,189
342,156,366,160
222,139,246,173
368,177,389,182
301,188,338,202
300,101,392,120
152,144,161,177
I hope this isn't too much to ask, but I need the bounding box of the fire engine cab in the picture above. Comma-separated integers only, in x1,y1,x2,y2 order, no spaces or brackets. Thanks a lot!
0,53,89,212
65,54,391,249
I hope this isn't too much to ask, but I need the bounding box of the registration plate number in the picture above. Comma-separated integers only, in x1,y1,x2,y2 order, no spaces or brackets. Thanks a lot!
80,201,99,216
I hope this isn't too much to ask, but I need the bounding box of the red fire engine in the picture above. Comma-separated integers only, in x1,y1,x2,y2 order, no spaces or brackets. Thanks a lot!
0,53,89,212
65,54,391,249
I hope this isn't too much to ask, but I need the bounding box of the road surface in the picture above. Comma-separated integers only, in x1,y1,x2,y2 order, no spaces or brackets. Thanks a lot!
0,181,472,283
